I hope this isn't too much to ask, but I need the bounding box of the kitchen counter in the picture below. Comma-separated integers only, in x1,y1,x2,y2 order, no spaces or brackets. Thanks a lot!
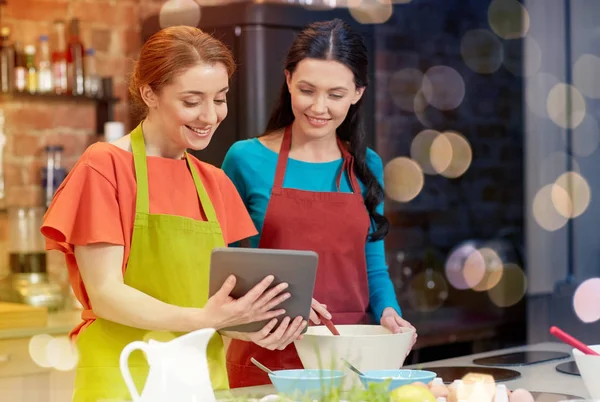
0,309,81,340
215,342,591,400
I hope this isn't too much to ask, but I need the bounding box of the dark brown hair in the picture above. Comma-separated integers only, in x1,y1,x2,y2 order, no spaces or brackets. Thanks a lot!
129,25,236,114
264,19,388,241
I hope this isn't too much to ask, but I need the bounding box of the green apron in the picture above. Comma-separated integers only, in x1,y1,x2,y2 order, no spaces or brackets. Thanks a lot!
72,122,229,401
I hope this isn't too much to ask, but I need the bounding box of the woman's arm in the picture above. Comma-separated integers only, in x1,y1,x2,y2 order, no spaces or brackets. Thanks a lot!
365,238,402,321
76,243,211,332
76,243,289,333
364,149,402,321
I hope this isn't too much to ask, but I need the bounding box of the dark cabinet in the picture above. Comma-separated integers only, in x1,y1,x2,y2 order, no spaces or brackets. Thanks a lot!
141,2,375,167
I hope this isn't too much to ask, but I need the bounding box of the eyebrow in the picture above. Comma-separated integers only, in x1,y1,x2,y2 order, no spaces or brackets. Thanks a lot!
297,80,348,91
180,87,229,95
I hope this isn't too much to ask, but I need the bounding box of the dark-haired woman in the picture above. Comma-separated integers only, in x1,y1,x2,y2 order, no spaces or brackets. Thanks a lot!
221,18,417,388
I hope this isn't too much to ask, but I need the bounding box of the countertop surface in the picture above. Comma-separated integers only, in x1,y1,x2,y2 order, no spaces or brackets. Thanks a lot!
404,342,589,399
0,309,81,340
215,342,591,400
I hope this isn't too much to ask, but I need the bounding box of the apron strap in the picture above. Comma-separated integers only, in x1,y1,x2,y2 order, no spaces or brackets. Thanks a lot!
130,123,150,215
185,152,218,223
272,125,293,192
335,138,361,194
274,124,362,194
130,122,218,222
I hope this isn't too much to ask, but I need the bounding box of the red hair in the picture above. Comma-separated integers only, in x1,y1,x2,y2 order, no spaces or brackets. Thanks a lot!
129,26,236,113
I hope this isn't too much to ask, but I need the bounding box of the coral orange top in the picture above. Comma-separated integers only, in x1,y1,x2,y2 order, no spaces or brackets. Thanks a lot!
41,142,258,338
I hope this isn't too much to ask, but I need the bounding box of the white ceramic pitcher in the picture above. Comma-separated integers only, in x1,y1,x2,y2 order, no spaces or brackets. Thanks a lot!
119,328,218,402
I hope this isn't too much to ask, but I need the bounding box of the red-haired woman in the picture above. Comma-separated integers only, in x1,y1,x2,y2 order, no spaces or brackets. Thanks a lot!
40,26,302,401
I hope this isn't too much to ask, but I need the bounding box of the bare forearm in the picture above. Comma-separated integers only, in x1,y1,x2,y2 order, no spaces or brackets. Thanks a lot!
91,283,211,333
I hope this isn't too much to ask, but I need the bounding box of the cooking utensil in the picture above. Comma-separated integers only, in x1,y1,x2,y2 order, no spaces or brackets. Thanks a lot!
341,358,365,377
550,326,600,356
251,357,275,375
317,311,340,336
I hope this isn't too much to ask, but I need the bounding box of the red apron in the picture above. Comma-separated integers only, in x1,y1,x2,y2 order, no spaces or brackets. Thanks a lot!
226,125,372,388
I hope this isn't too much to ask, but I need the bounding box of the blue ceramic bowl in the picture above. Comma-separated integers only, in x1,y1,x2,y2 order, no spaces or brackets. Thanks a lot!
359,369,437,391
268,369,346,398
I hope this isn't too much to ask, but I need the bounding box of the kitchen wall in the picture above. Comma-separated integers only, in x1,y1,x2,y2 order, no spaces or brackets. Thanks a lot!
0,0,142,283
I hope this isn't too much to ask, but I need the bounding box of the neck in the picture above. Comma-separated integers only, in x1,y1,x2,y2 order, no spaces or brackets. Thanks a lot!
288,120,341,162
141,116,185,159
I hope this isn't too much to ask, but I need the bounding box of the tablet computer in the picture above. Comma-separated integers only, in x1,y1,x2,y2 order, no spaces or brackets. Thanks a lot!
208,247,318,333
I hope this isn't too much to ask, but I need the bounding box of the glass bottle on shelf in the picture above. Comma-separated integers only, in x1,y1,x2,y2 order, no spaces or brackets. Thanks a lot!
0,108,6,209
37,35,53,93
0,27,15,94
25,45,37,94
51,20,68,95
84,48,100,97
66,18,85,96
13,41,26,92
41,145,67,208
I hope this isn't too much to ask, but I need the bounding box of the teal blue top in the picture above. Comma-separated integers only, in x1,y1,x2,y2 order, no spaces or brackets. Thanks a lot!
221,138,401,321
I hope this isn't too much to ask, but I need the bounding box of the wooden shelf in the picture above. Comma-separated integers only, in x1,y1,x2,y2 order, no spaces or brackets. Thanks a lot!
0,91,119,104
0,91,121,135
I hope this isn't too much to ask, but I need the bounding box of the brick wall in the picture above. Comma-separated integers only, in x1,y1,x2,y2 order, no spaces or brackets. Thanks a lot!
0,0,142,286
374,0,525,314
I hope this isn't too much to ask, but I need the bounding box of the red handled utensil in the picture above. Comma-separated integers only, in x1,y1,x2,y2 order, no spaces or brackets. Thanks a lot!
549,326,599,356
318,311,340,336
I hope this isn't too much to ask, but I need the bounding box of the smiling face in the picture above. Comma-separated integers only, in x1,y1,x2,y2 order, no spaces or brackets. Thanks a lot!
143,62,229,151
285,58,364,140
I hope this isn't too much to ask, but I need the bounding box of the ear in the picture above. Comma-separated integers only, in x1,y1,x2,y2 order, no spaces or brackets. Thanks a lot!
352,86,365,105
285,70,292,93
140,85,158,109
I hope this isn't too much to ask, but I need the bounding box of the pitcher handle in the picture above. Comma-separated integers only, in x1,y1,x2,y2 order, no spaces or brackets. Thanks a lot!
119,341,150,402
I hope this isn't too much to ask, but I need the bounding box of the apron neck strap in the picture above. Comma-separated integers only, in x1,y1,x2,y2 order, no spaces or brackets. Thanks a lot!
184,152,218,222
130,122,218,222
273,124,361,194
131,123,151,215
272,125,293,189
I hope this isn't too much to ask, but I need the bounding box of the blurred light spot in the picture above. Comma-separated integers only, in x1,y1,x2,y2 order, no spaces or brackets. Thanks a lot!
549,183,573,221
159,0,201,29
29,334,54,368
421,66,465,111
487,263,527,307
348,0,393,25
571,115,600,157
487,0,530,39
383,157,424,202
143,331,177,343
410,129,453,175
46,336,79,371
439,131,472,179
408,268,448,313
463,249,486,289
540,151,581,186
472,248,504,292
573,278,600,323
460,29,504,74
526,72,560,118
547,83,586,129
430,134,454,174
303,0,337,10
503,36,541,77
533,184,568,231
389,68,424,112
445,242,481,290
413,90,432,127
553,172,591,218
573,54,600,99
